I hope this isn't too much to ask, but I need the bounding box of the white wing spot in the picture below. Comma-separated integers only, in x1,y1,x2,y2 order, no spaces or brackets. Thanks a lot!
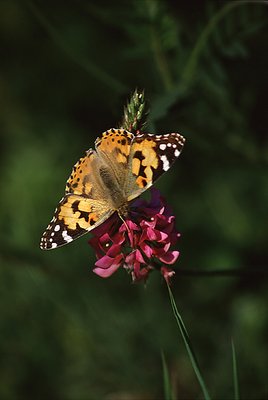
159,143,166,151
54,224,60,232
167,143,172,147
51,243,57,249
62,230,73,243
174,149,180,157
160,155,170,171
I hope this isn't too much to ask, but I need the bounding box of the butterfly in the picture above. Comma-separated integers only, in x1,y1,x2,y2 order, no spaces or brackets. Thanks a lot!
40,129,185,249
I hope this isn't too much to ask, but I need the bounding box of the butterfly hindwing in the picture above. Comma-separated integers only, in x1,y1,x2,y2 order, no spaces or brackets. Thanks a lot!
40,194,113,249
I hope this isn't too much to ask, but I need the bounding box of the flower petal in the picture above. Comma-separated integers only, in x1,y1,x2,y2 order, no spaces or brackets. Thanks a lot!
159,250,180,265
161,266,175,284
93,263,121,278
140,242,153,258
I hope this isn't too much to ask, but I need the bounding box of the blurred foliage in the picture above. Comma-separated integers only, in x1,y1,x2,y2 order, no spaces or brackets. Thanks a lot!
0,0,268,399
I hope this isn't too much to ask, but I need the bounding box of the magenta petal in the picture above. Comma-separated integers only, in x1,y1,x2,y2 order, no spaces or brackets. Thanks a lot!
126,249,145,265
162,242,171,252
154,229,169,242
94,244,123,268
133,260,141,274
140,242,153,257
99,232,125,246
95,254,117,269
88,236,103,257
158,206,165,215
106,244,123,257
125,252,134,265
135,249,146,263
132,266,150,282
93,263,121,278
161,266,175,284
140,218,156,228
99,233,111,244
144,227,157,240
159,250,180,265
91,213,118,236
139,222,170,242
120,220,139,232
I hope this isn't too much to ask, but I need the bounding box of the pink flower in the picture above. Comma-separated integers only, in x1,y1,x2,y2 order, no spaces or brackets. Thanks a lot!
88,188,180,284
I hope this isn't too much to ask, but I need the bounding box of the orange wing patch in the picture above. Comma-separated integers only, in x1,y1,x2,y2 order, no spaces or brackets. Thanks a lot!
127,132,185,201
58,195,100,230
40,194,113,249
131,138,158,189
95,129,133,165
65,150,97,195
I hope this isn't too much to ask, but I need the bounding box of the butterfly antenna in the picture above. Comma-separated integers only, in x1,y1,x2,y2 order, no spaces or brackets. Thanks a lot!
118,211,133,245
118,212,129,233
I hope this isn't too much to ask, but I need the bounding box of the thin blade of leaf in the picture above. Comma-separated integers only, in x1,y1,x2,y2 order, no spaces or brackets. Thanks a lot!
167,284,211,400
161,351,175,400
232,339,240,400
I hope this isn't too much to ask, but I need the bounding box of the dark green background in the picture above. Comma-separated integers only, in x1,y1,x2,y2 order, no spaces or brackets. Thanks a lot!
0,1,267,399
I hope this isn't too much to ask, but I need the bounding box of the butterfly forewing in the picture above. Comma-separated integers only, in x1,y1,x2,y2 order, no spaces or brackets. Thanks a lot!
126,132,185,201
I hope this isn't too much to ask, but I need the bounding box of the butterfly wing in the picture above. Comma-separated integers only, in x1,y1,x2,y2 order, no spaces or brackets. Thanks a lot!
40,149,113,250
126,132,185,202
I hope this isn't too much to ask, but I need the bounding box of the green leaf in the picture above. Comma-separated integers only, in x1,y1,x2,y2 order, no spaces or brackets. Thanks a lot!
161,351,175,400
167,284,211,400
232,339,240,400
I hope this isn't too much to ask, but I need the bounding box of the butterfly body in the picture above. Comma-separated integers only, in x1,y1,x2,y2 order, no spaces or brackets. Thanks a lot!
40,129,185,250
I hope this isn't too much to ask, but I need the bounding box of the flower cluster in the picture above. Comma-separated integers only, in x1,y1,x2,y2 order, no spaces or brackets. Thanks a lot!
89,188,180,284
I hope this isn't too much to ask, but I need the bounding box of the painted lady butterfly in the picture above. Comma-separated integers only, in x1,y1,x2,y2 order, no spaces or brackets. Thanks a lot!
40,129,185,249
